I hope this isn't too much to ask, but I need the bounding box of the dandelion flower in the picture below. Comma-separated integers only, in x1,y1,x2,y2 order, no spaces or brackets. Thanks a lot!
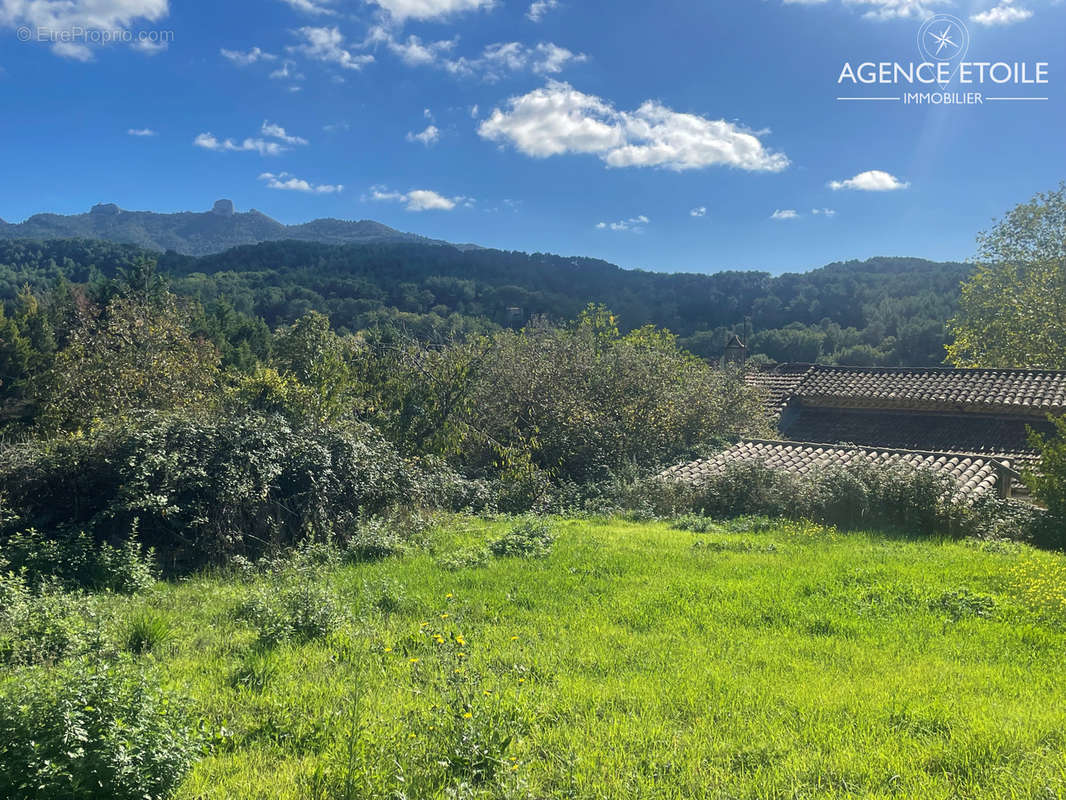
384,647,393,653
462,712,472,719
456,636,466,646
446,593,454,599
511,636,519,641
409,658,420,664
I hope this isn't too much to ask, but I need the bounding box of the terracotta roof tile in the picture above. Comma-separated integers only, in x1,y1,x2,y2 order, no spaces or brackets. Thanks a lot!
779,365,1066,416
662,438,1018,504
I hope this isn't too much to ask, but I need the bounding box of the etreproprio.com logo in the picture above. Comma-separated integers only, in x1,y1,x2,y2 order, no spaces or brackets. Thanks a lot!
16,26,174,46
836,14,1049,106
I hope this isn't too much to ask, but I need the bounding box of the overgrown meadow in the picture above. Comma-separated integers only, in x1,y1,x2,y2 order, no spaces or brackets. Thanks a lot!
6,516,1066,799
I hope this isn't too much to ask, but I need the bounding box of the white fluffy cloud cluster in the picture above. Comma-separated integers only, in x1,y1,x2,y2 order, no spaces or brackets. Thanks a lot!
259,172,343,193
828,170,909,191
193,121,308,157
369,186,472,211
0,0,169,59
479,82,788,173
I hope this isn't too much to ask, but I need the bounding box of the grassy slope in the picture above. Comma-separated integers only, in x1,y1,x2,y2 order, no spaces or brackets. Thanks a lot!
105,519,1066,798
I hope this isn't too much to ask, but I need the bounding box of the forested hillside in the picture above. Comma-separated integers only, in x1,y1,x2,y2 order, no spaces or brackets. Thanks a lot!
0,238,970,367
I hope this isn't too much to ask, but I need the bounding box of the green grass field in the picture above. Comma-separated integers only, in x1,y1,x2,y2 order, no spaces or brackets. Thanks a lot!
77,518,1066,798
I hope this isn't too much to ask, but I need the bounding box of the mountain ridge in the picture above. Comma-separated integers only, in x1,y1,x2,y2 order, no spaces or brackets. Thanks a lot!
0,200,464,256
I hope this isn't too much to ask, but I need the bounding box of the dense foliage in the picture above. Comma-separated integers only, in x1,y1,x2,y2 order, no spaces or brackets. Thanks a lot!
0,411,413,567
1027,415,1066,541
0,659,197,800
948,183,1066,369
0,238,969,373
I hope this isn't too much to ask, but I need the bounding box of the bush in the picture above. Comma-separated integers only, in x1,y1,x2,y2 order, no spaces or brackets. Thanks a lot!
1027,416,1066,547
237,579,342,646
0,574,102,667
671,514,719,533
0,527,155,594
0,411,413,567
0,658,198,800
650,458,1046,542
489,519,556,559
687,461,803,520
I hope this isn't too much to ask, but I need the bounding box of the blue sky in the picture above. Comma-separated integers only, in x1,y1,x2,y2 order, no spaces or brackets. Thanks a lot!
0,0,1063,274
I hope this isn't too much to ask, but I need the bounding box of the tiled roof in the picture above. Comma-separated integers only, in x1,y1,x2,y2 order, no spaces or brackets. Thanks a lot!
744,364,814,416
662,438,1019,503
779,407,1051,469
784,365,1066,417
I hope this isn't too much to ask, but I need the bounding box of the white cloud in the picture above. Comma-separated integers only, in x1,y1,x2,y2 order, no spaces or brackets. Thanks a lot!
323,121,350,132
290,26,374,71
221,46,277,66
259,172,343,193
406,124,440,145
828,170,909,191
269,61,304,80
261,120,308,145
0,0,169,59
127,127,156,136
771,209,799,220
51,41,93,60
971,0,1032,25
132,37,166,54
527,0,559,21
376,30,458,66
368,185,471,211
470,104,480,118
366,0,495,22
279,0,335,14
811,207,836,216
446,42,587,80
368,28,584,80
479,82,788,173
690,206,707,217
596,215,650,232
194,132,287,156
785,0,945,19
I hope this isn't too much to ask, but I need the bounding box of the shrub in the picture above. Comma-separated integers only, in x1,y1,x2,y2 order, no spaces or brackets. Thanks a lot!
343,518,408,564
687,461,803,520
0,411,413,567
237,580,342,646
489,519,556,559
0,574,102,667
0,527,155,594
1027,416,1066,547
671,514,719,533
649,459,1043,541
0,658,198,800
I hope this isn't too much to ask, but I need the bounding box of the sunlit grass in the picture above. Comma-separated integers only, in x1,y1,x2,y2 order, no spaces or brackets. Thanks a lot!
95,518,1066,798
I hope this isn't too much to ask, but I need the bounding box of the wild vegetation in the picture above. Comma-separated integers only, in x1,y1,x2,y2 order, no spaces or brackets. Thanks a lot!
6,517,1066,799
1,187,1066,799
0,236,968,371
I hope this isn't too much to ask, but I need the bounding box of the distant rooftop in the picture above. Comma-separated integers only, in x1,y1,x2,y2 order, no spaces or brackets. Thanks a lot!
662,438,1019,504
747,364,1066,418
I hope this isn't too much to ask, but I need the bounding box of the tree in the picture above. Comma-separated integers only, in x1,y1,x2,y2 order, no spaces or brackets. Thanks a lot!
36,291,220,433
947,183,1066,368
272,311,361,425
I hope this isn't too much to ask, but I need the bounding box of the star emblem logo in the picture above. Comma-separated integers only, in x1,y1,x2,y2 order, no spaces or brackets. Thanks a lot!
928,26,959,57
